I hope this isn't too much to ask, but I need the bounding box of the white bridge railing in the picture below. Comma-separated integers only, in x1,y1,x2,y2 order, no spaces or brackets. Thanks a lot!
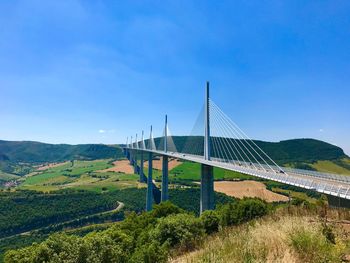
126,147,350,200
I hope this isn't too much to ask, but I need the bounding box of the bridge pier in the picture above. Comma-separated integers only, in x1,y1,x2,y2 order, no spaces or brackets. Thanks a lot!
146,152,153,211
200,164,214,214
126,149,130,161
327,195,350,209
161,155,169,202
129,150,133,165
140,151,144,182
134,151,138,174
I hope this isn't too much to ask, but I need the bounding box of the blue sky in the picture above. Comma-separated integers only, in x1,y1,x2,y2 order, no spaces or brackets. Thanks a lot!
0,0,349,154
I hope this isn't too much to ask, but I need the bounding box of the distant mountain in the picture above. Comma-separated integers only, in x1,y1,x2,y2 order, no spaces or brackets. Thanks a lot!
150,136,349,172
0,140,124,176
0,137,349,177
152,136,347,162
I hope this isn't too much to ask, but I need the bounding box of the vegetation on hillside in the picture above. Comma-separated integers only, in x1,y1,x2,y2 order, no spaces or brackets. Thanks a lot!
176,206,350,263
0,140,123,176
0,187,234,261
4,199,268,263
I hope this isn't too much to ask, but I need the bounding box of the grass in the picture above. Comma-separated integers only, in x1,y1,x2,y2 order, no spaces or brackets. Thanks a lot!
272,187,317,204
0,172,19,181
168,161,254,182
174,207,350,263
19,159,139,192
311,160,350,175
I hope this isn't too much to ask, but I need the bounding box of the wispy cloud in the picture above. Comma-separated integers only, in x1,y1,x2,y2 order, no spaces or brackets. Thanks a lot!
98,129,115,134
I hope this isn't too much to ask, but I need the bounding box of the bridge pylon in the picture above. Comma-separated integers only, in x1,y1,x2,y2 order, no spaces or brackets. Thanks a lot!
161,115,169,202
140,131,145,182
146,126,153,211
134,134,138,174
200,81,214,214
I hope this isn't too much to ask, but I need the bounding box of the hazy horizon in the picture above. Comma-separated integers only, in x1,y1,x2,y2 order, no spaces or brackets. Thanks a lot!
1,1,349,155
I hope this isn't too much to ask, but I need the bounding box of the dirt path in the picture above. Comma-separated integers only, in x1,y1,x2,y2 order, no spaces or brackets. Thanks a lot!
98,160,134,174
0,202,125,241
214,180,289,202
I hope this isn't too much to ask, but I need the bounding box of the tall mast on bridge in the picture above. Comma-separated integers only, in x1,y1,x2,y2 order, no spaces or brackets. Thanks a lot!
161,115,169,202
204,81,211,160
201,81,214,214
164,114,168,153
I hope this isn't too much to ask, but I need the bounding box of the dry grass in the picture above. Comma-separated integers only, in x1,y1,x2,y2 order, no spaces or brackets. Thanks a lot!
172,207,350,263
36,161,69,171
97,160,134,174
214,181,289,203
144,158,182,170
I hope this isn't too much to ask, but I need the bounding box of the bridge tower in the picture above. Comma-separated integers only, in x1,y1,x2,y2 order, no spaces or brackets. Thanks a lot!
134,134,138,174
140,131,145,182
200,81,214,214
161,115,169,202
146,126,153,211
129,136,133,165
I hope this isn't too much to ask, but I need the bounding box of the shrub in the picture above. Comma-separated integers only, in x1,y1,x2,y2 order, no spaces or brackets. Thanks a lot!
236,198,268,223
289,228,339,263
151,201,184,218
130,241,168,263
217,198,268,227
151,213,205,250
200,210,220,234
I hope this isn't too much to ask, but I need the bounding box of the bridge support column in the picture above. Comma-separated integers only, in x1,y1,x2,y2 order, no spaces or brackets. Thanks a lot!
200,164,214,214
327,194,350,209
161,155,169,202
140,151,144,182
134,151,138,174
129,150,133,165
146,152,153,211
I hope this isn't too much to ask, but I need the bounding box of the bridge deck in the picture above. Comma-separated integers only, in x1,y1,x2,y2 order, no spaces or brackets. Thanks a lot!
126,147,350,200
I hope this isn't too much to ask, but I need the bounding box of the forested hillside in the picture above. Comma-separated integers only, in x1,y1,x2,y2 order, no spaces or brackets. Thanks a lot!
0,140,123,176
1,137,349,177
157,136,347,163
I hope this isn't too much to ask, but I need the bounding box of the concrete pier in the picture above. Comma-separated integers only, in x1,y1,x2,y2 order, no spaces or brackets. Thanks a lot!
134,151,138,174
140,151,144,182
200,164,214,214
327,194,350,209
161,155,169,202
146,152,153,211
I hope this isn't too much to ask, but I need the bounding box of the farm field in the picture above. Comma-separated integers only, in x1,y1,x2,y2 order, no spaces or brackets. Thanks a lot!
19,159,140,192
214,180,289,202
0,172,19,181
311,160,350,175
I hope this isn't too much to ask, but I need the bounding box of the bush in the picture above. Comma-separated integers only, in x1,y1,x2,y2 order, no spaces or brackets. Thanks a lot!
200,210,220,234
236,198,268,222
290,228,339,263
151,213,205,250
217,198,268,227
130,241,168,263
151,201,184,218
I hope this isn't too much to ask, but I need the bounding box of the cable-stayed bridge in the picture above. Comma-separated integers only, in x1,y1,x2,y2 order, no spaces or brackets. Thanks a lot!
124,82,350,214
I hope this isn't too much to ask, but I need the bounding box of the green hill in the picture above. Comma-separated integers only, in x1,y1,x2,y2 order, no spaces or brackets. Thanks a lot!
152,136,349,172
0,140,123,176
1,137,349,177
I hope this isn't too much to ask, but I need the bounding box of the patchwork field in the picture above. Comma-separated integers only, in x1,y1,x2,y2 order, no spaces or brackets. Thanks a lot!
214,180,289,202
144,158,182,170
36,161,70,171
312,160,350,175
19,159,140,192
98,160,134,174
